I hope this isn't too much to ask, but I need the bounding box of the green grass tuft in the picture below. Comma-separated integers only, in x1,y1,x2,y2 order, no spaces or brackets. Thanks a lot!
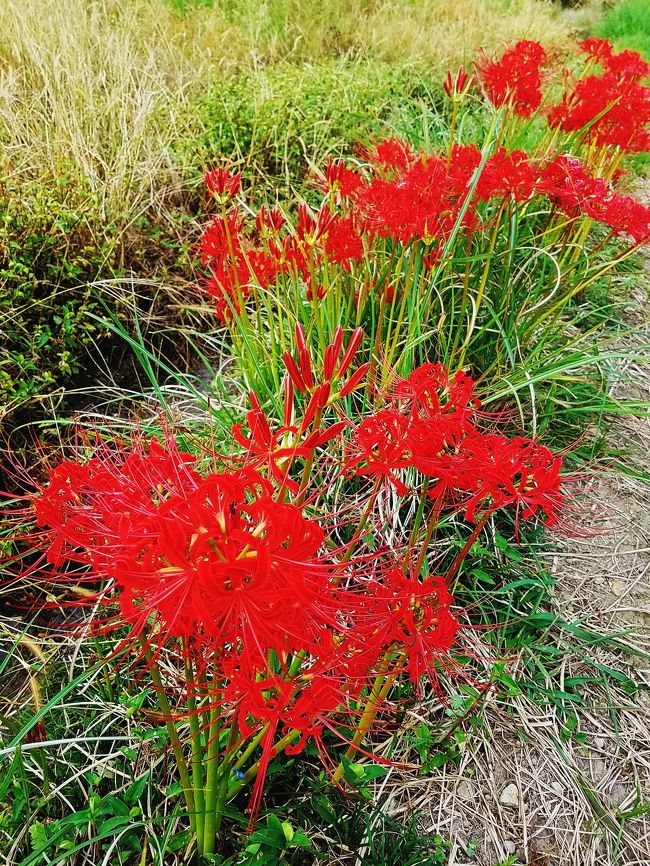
595,0,650,60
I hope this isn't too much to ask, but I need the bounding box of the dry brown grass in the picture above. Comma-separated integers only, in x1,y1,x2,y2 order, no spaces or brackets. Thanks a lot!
351,0,595,68
0,0,601,226
0,0,212,219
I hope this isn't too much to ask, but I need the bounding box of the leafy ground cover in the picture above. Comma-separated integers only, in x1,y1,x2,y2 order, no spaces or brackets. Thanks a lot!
2,4,650,866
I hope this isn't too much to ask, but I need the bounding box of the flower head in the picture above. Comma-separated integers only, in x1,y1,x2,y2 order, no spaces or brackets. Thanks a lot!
476,40,548,117
205,167,242,201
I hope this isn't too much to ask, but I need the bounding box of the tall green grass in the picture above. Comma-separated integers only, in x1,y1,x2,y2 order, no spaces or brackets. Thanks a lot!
595,0,650,59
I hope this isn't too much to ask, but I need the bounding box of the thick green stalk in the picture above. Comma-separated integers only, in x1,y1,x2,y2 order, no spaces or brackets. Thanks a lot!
184,654,205,855
331,651,406,785
201,706,223,856
212,717,240,842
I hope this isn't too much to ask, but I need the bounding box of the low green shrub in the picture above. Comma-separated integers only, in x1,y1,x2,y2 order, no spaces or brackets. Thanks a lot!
0,173,195,417
0,174,111,414
191,60,445,201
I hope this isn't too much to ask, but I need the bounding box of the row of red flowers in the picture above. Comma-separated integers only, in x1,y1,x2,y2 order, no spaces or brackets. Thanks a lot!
202,143,650,322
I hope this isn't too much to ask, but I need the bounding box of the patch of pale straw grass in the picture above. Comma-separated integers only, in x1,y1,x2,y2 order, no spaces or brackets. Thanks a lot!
350,0,600,69
0,0,599,228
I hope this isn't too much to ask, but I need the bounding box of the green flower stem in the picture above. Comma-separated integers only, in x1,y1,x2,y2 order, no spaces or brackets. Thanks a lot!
366,289,389,398
410,482,430,546
447,511,491,590
201,706,224,856
212,716,240,842
412,498,443,579
332,651,406,785
384,243,418,378
340,478,382,565
448,229,474,363
226,728,302,802
232,726,269,772
455,196,507,370
140,643,196,835
295,406,323,505
184,654,205,855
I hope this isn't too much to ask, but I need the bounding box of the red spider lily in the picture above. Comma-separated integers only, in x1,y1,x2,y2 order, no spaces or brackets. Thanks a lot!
357,137,416,174
118,475,338,663
254,205,285,236
233,392,346,492
536,154,612,217
283,325,367,401
580,37,614,65
445,144,482,196
322,215,364,269
601,194,650,244
475,40,548,117
337,327,364,379
353,154,461,244
322,156,364,198
460,433,564,526
548,42,650,153
199,212,245,267
204,167,242,201
344,411,413,495
232,394,311,493
580,38,650,82
412,430,563,527
33,438,201,570
443,66,475,100
306,280,327,302
478,148,539,202
295,203,336,244
548,73,650,153
338,362,372,398
222,653,372,827
392,363,479,423
321,326,365,386
360,568,460,684
537,155,650,242
32,439,345,664
204,267,251,325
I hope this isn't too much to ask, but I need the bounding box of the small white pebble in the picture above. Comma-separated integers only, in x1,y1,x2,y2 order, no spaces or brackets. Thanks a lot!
499,783,520,808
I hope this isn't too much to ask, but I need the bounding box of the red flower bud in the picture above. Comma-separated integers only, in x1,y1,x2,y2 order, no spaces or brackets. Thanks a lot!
339,361,371,397
204,167,242,200
283,351,307,393
338,328,364,378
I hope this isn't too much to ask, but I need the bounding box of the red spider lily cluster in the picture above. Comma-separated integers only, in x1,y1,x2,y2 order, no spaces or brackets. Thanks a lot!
345,363,563,527
475,37,650,152
21,339,567,841
199,35,650,332
475,39,549,117
199,141,650,325
548,38,650,152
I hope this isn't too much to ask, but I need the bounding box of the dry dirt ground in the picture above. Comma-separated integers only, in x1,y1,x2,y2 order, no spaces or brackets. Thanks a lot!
384,265,650,864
